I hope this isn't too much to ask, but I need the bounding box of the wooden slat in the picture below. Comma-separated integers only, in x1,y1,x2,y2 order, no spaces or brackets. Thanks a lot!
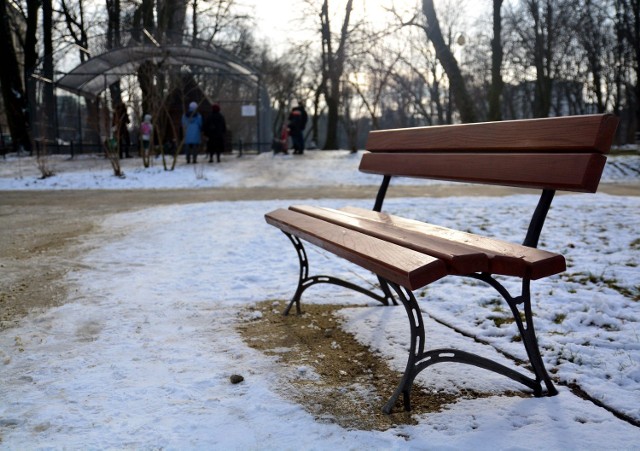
366,114,619,154
265,208,448,290
359,152,607,192
289,205,489,274
339,207,566,280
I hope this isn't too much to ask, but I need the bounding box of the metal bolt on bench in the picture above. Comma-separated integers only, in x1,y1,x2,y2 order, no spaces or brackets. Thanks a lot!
265,114,619,414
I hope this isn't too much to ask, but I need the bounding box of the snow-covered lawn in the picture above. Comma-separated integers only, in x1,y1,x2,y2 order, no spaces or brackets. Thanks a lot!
1,151,639,449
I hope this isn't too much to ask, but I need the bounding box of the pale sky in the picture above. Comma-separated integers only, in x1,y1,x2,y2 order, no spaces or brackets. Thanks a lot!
245,0,488,54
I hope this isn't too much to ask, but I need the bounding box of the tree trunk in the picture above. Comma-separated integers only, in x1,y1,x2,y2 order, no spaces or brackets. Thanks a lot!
42,0,55,141
321,0,353,149
60,0,90,63
624,0,640,141
488,0,504,121
311,82,323,146
0,0,31,151
23,0,40,150
158,0,187,44
530,0,552,118
136,0,156,115
24,0,39,82
106,0,122,105
106,0,121,48
422,0,477,123
579,0,606,113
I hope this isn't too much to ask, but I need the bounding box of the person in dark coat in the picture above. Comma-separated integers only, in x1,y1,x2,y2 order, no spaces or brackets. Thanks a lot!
203,103,227,163
288,103,308,154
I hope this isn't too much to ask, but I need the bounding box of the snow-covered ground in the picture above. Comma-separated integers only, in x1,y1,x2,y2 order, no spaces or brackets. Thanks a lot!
1,151,639,449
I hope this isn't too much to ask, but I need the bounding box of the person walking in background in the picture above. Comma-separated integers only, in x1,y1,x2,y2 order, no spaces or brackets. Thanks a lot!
288,103,308,155
203,103,227,163
287,108,302,155
182,101,202,164
140,114,153,156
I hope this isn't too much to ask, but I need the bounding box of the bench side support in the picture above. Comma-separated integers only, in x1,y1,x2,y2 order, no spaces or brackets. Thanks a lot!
469,273,558,396
373,175,392,212
282,232,393,316
514,278,559,396
382,276,557,413
523,189,556,248
372,175,397,306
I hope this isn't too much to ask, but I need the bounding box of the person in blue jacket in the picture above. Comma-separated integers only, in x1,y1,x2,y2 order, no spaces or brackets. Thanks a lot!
182,101,202,163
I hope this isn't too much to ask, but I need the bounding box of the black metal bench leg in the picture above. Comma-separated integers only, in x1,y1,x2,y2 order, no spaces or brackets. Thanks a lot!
468,273,558,397
381,278,558,414
511,280,558,396
377,276,398,306
283,233,308,316
382,282,424,414
281,232,393,316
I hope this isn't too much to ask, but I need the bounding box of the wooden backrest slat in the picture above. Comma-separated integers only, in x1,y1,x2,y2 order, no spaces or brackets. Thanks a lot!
359,152,607,192
365,114,619,154
360,114,619,192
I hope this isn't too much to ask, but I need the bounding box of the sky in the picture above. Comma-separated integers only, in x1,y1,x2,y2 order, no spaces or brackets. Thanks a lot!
246,0,488,54
1,151,639,448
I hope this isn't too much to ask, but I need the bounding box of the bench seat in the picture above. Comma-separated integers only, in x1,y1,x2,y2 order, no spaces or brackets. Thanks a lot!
266,208,448,290
266,206,566,291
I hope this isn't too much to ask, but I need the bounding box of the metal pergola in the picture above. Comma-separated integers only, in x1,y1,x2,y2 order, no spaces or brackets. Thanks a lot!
31,35,271,153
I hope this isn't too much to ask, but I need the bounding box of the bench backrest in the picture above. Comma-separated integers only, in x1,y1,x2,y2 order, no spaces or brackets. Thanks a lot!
361,114,619,193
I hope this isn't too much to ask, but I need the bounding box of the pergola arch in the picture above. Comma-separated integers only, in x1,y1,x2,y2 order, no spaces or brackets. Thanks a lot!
56,43,261,98
34,36,271,153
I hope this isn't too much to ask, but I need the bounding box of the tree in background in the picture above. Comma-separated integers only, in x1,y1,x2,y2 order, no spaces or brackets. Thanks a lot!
422,0,477,123
317,0,355,149
488,0,504,121
0,0,31,152
505,0,581,118
106,0,123,103
577,0,612,113
59,0,90,63
614,0,639,142
157,0,186,44
1,0,638,155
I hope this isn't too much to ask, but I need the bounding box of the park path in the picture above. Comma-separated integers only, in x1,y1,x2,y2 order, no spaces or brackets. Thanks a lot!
2,182,638,330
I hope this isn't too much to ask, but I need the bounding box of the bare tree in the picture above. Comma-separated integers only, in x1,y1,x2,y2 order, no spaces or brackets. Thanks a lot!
157,0,187,44
505,0,581,118
347,52,400,130
259,46,308,136
131,0,154,42
385,5,448,126
59,0,90,63
316,0,355,149
488,0,504,120
42,0,54,122
422,0,477,123
342,11,403,132
0,0,31,152
194,0,250,45
576,0,608,112
614,0,639,141
105,0,123,103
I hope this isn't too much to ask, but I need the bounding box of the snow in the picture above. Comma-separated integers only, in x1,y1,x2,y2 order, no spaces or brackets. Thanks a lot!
1,151,639,449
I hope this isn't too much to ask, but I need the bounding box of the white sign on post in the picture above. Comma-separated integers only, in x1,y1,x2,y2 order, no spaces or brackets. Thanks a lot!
241,105,257,117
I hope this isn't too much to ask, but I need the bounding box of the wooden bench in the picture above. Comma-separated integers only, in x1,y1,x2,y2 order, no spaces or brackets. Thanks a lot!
264,114,619,414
